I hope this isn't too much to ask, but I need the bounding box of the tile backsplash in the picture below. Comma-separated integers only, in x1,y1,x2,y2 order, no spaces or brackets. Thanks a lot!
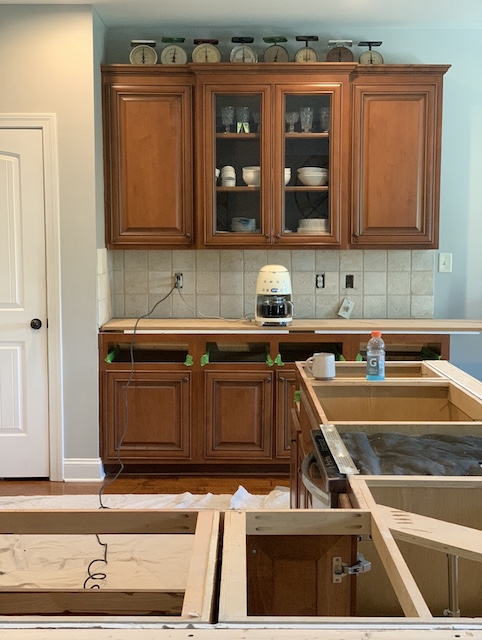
100,248,435,323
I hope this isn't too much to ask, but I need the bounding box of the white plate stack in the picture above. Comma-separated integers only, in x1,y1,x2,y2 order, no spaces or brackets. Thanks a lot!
297,218,329,234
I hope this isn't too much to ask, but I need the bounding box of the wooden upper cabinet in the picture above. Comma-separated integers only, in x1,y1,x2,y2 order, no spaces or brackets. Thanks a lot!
350,65,449,249
194,64,353,248
101,63,449,250
102,67,194,248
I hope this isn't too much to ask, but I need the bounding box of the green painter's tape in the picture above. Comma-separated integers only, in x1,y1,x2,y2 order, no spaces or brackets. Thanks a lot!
105,345,120,363
200,353,210,366
184,354,194,366
274,353,284,366
294,390,301,404
266,354,274,367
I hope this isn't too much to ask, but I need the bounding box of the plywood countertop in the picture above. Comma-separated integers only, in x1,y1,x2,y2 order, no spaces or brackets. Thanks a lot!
100,318,482,334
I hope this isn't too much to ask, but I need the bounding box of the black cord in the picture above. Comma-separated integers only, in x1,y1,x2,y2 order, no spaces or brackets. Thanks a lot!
83,533,108,589
82,284,177,590
98,283,177,507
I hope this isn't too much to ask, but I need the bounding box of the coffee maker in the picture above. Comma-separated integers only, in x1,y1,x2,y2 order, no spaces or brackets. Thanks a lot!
255,265,294,326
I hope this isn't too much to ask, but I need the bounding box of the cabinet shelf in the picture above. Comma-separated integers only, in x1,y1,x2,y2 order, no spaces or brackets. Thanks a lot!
286,186,329,192
216,133,259,139
285,132,329,138
216,186,259,192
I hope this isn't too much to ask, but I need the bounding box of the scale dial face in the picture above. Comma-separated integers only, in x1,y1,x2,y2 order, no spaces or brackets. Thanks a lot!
160,44,188,65
192,42,222,63
294,46,319,63
359,49,384,64
229,44,258,63
129,45,158,65
326,46,354,62
263,44,289,62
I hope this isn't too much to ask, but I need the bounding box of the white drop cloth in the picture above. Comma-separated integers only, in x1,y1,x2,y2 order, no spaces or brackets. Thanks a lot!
0,486,289,590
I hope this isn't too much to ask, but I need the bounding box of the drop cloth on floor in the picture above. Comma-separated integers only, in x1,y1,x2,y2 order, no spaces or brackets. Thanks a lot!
0,485,289,590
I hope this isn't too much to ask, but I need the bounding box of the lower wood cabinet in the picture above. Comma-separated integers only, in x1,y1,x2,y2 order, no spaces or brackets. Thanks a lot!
102,369,192,463
204,369,273,460
99,330,450,474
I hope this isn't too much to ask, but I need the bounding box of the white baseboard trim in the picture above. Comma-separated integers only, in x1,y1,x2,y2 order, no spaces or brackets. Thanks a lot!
63,458,105,482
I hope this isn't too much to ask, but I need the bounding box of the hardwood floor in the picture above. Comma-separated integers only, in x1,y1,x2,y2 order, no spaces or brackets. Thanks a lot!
0,475,290,497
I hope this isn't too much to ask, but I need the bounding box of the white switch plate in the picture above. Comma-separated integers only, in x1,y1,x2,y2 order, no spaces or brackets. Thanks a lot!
438,252,453,273
338,297,355,319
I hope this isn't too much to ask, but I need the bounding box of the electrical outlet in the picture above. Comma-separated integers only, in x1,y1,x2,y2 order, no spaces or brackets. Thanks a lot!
174,272,183,288
316,273,325,289
338,297,355,319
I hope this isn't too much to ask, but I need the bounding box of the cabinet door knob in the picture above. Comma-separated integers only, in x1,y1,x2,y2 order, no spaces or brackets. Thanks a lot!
182,376,189,382
265,234,270,239
266,376,272,382
30,318,42,330
275,233,281,239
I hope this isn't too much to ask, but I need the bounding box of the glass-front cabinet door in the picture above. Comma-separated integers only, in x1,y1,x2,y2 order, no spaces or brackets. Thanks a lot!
201,84,272,245
273,83,344,246
198,73,346,247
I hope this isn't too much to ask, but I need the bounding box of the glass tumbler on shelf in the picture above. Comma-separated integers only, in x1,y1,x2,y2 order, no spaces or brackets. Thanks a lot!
221,105,235,133
299,107,314,133
252,112,261,132
236,106,250,132
319,106,330,132
285,111,299,133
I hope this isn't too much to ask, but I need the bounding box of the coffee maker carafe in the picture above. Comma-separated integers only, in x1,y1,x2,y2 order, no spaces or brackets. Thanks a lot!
255,265,294,326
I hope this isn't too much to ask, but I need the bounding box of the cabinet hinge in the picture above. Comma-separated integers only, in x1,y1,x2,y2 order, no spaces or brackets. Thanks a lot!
332,553,371,583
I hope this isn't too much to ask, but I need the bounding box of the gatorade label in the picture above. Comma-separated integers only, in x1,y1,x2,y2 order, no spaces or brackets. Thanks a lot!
367,355,384,378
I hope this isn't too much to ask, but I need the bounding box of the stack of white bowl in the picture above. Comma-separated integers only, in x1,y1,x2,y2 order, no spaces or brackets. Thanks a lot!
297,166,328,186
297,218,329,234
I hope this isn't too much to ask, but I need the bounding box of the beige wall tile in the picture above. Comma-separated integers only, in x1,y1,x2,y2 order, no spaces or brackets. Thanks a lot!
112,248,436,320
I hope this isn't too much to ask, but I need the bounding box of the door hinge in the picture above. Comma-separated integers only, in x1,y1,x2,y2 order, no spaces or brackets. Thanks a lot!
332,553,371,583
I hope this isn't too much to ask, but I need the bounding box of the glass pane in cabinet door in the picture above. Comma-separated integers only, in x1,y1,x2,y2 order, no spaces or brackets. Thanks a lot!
214,94,262,235
283,94,330,236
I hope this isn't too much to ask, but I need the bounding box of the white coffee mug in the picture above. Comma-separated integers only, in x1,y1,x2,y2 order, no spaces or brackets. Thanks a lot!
305,352,336,380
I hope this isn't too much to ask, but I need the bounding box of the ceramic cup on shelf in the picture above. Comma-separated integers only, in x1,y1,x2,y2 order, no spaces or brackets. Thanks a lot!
221,165,236,186
305,352,336,380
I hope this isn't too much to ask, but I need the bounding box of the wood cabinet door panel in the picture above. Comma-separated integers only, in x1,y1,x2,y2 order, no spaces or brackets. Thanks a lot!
351,82,441,248
204,370,273,459
275,369,297,459
104,77,193,248
103,370,192,461
246,534,357,616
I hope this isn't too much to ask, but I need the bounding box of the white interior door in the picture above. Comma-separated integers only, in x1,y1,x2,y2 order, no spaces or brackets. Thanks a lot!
0,128,49,477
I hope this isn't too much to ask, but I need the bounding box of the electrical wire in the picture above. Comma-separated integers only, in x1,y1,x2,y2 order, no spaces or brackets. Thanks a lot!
175,286,247,322
83,284,177,590
84,278,252,590
98,283,177,507
82,534,108,589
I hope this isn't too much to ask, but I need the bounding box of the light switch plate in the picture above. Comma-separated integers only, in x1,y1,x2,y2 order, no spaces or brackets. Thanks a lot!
438,252,453,273
338,297,355,319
